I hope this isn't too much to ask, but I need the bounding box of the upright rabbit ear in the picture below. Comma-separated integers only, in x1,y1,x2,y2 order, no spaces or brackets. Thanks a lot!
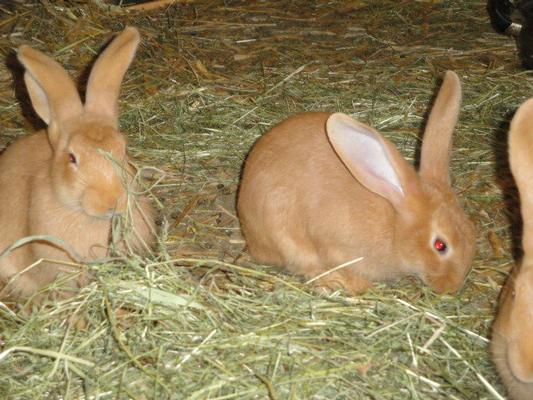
327,113,420,211
419,71,462,184
17,46,83,127
85,27,140,125
509,98,533,258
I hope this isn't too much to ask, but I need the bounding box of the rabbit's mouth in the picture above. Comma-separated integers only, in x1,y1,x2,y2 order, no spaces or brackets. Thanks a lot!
99,211,117,220
78,204,121,220
88,209,120,220
424,271,463,294
60,199,112,220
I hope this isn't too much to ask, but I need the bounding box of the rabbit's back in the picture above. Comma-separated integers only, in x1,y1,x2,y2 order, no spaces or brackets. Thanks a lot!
238,112,395,281
0,132,53,296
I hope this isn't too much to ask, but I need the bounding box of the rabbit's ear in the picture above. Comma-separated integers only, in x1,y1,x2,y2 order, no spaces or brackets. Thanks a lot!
85,27,140,125
419,71,461,185
327,113,420,211
509,99,533,257
17,46,83,127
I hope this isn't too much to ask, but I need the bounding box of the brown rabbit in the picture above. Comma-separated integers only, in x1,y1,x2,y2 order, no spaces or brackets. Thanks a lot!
237,71,475,294
492,98,533,399
0,27,156,302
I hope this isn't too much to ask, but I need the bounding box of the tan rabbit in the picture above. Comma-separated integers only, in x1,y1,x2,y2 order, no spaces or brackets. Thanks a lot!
0,27,156,301
492,98,533,399
237,71,475,294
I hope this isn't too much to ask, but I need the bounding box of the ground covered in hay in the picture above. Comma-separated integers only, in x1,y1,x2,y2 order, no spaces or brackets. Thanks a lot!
0,0,527,398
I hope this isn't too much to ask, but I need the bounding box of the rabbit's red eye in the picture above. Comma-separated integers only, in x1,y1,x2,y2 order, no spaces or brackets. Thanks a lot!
68,152,77,165
434,238,447,253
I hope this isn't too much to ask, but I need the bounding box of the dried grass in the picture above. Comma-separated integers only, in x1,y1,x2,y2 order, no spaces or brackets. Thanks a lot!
0,0,525,398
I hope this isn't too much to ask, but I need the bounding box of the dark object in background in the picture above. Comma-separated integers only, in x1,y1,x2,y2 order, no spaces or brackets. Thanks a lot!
519,1,533,68
487,0,518,33
487,0,533,69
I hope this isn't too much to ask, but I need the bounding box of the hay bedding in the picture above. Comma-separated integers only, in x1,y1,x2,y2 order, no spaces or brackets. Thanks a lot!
0,0,524,398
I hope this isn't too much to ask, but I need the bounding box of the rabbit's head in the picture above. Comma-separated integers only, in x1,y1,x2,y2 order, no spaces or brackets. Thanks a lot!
327,71,475,293
17,27,141,219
